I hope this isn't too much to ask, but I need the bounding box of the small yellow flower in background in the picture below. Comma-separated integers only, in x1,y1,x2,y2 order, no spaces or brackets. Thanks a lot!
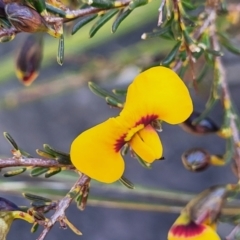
168,211,220,240
70,66,193,183
168,184,239,240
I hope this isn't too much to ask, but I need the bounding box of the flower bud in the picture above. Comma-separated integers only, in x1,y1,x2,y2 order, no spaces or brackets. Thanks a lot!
182,148,210,172
5,3,60,37
185,184,237,224
181,111,219,135
5,3,48,32
182,148,225,172
15,34,43,86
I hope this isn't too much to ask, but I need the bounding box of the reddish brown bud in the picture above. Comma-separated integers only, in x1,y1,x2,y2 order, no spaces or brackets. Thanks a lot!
5,3,48,32
181,111,219,135
15,34,43,86
5,3,60,37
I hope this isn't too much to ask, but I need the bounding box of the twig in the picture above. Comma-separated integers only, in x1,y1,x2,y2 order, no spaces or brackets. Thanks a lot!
46,0,130,24
193,8,216,40
89,199,182,213
37,174,90,240
0,0,132,39
157,0,166,26
0,157,73,169
173,7,215,73
226,224,240,240
88,199,240,216
63,0,131,20
209,8,240,240
211,19,240,180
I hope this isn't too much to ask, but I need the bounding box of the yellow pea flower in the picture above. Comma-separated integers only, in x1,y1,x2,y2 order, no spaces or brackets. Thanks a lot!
168,211,220,240
70,66,193,183
168,184,237,240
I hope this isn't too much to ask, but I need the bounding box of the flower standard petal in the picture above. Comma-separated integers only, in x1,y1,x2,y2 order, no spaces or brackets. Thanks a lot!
130,125,163,163
120,66,193,126
70,66,192,183
70,117,127,183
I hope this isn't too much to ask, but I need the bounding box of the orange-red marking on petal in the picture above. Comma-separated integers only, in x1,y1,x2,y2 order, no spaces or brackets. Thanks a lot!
168,212,221,240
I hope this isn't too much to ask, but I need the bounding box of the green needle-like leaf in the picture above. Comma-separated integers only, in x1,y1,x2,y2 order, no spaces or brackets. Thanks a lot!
57,34,64,66
26,0,47,16
128,0,149,10
23,193,52,202
72,14,98,35
3,132,18,150
161,41,181,66
31,167,49,177
4,168,26,177
141,26,171,40
46,3,66,17
112,9,132,33
89,9,119,38
45,168,62,178
119,176,134,189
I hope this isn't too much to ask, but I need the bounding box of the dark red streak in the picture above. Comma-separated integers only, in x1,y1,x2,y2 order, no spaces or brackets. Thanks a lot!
114,114,158,152
170,221,205,237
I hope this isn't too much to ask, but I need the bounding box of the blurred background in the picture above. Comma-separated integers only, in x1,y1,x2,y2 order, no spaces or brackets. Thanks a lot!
0,0,240,239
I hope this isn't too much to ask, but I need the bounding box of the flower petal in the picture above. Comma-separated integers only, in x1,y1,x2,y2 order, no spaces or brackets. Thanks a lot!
168,213,220,240
130,125,162,163
120,66,193,125
70,117,126,183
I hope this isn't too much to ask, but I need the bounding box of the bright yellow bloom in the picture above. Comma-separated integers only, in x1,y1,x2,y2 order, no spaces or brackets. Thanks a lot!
70,66,193,183
168,211,220,240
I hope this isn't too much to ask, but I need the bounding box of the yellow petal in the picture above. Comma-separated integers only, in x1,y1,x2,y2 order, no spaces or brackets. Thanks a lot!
168,213,220,240
70,117,126,183
129,125,162,163
120,66,193,126
12,211,35,223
